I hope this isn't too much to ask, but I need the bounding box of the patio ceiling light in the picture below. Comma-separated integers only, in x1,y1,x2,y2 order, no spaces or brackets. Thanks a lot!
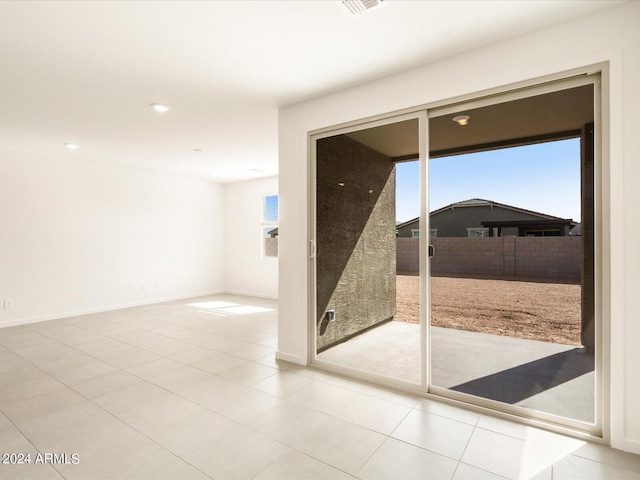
453,115,470,126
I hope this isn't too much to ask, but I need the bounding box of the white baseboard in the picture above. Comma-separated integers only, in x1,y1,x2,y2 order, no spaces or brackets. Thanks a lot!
612,438,640,456
276,351,307,366
224,289,278,300
0,289,225,329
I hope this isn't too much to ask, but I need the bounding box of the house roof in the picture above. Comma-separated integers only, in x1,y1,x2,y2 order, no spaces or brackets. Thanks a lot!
396,217,420,229
431,198,571,221
396,198,573,228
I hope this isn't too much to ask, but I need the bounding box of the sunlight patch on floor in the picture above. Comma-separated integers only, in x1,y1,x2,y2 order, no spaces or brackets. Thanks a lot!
187,301,274,316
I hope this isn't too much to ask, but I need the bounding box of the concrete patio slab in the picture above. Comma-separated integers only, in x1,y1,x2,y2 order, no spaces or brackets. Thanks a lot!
318,321,594,423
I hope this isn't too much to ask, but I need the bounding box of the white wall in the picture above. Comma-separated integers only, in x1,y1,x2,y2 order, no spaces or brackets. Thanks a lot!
0,153,224,327
278,2,640,453
223,176,278,299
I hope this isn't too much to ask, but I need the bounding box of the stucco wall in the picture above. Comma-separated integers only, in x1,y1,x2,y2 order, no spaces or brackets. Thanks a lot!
316,135,396,351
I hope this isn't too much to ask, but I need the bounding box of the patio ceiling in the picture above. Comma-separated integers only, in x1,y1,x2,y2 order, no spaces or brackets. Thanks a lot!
345,84,594,158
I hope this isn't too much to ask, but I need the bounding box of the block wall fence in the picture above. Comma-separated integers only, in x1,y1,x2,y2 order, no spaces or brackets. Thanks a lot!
264,238,278,258
397,236,581,283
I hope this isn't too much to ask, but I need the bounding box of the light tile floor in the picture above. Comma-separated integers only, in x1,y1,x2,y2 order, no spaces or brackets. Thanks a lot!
0,294,639,479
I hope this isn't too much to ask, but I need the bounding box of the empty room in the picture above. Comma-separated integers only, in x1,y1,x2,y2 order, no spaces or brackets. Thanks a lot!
1,1,640,479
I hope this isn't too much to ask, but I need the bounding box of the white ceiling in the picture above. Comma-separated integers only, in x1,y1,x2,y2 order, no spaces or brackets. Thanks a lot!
0,1,623,183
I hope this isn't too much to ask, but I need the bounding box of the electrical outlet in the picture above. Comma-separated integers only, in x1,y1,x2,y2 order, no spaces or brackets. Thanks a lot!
4,298,15,309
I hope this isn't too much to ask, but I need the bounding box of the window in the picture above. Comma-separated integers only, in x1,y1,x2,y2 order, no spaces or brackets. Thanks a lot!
413,229,438,238
262,195,278,257
524,229,561,237
467,227,489,238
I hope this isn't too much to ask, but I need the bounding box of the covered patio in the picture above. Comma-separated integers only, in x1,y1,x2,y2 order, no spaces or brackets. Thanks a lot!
318,321,595,423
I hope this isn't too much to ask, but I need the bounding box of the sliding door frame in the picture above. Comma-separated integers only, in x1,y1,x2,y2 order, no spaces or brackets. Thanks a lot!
426,73,603,437
308,110,429,393
306,63,609,442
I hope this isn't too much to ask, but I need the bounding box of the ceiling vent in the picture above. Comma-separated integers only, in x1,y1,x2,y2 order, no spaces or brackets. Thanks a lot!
341,0,386,16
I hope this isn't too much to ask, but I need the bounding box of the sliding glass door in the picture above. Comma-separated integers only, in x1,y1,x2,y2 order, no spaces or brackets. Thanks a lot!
427,77,600,433
309,74,602,435
311,113,427,388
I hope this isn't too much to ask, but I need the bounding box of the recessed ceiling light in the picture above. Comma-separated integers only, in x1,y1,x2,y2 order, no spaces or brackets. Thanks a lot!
64,143,79,149
193,149,203,152
453,115,470,126
151,103,170,113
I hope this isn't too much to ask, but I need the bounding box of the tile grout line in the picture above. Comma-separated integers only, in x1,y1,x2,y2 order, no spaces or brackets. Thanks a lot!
10,304,413,479
48,308,277,370
0,304,276,479
1,338,215,479
351,405,415,478
23,307,278,392
5,297,640,478
0,397,67,480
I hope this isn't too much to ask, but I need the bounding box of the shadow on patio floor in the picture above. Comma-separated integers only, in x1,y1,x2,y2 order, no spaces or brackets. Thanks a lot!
450,347,594,403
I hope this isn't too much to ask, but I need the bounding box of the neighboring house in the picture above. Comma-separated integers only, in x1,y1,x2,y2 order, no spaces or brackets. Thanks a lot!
570,224,582,236
396,218,433,238
396,198,577,238
267,227,279,238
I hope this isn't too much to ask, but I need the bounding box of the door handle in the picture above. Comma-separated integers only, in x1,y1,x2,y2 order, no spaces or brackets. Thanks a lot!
428,245,435,258
309,240,316,259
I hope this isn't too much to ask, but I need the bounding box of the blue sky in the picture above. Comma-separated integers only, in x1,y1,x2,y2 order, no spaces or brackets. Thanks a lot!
395,138,581,223
264,194,279,223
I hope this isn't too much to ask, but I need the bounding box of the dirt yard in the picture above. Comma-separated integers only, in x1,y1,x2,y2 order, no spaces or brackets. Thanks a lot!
395,275,581,346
